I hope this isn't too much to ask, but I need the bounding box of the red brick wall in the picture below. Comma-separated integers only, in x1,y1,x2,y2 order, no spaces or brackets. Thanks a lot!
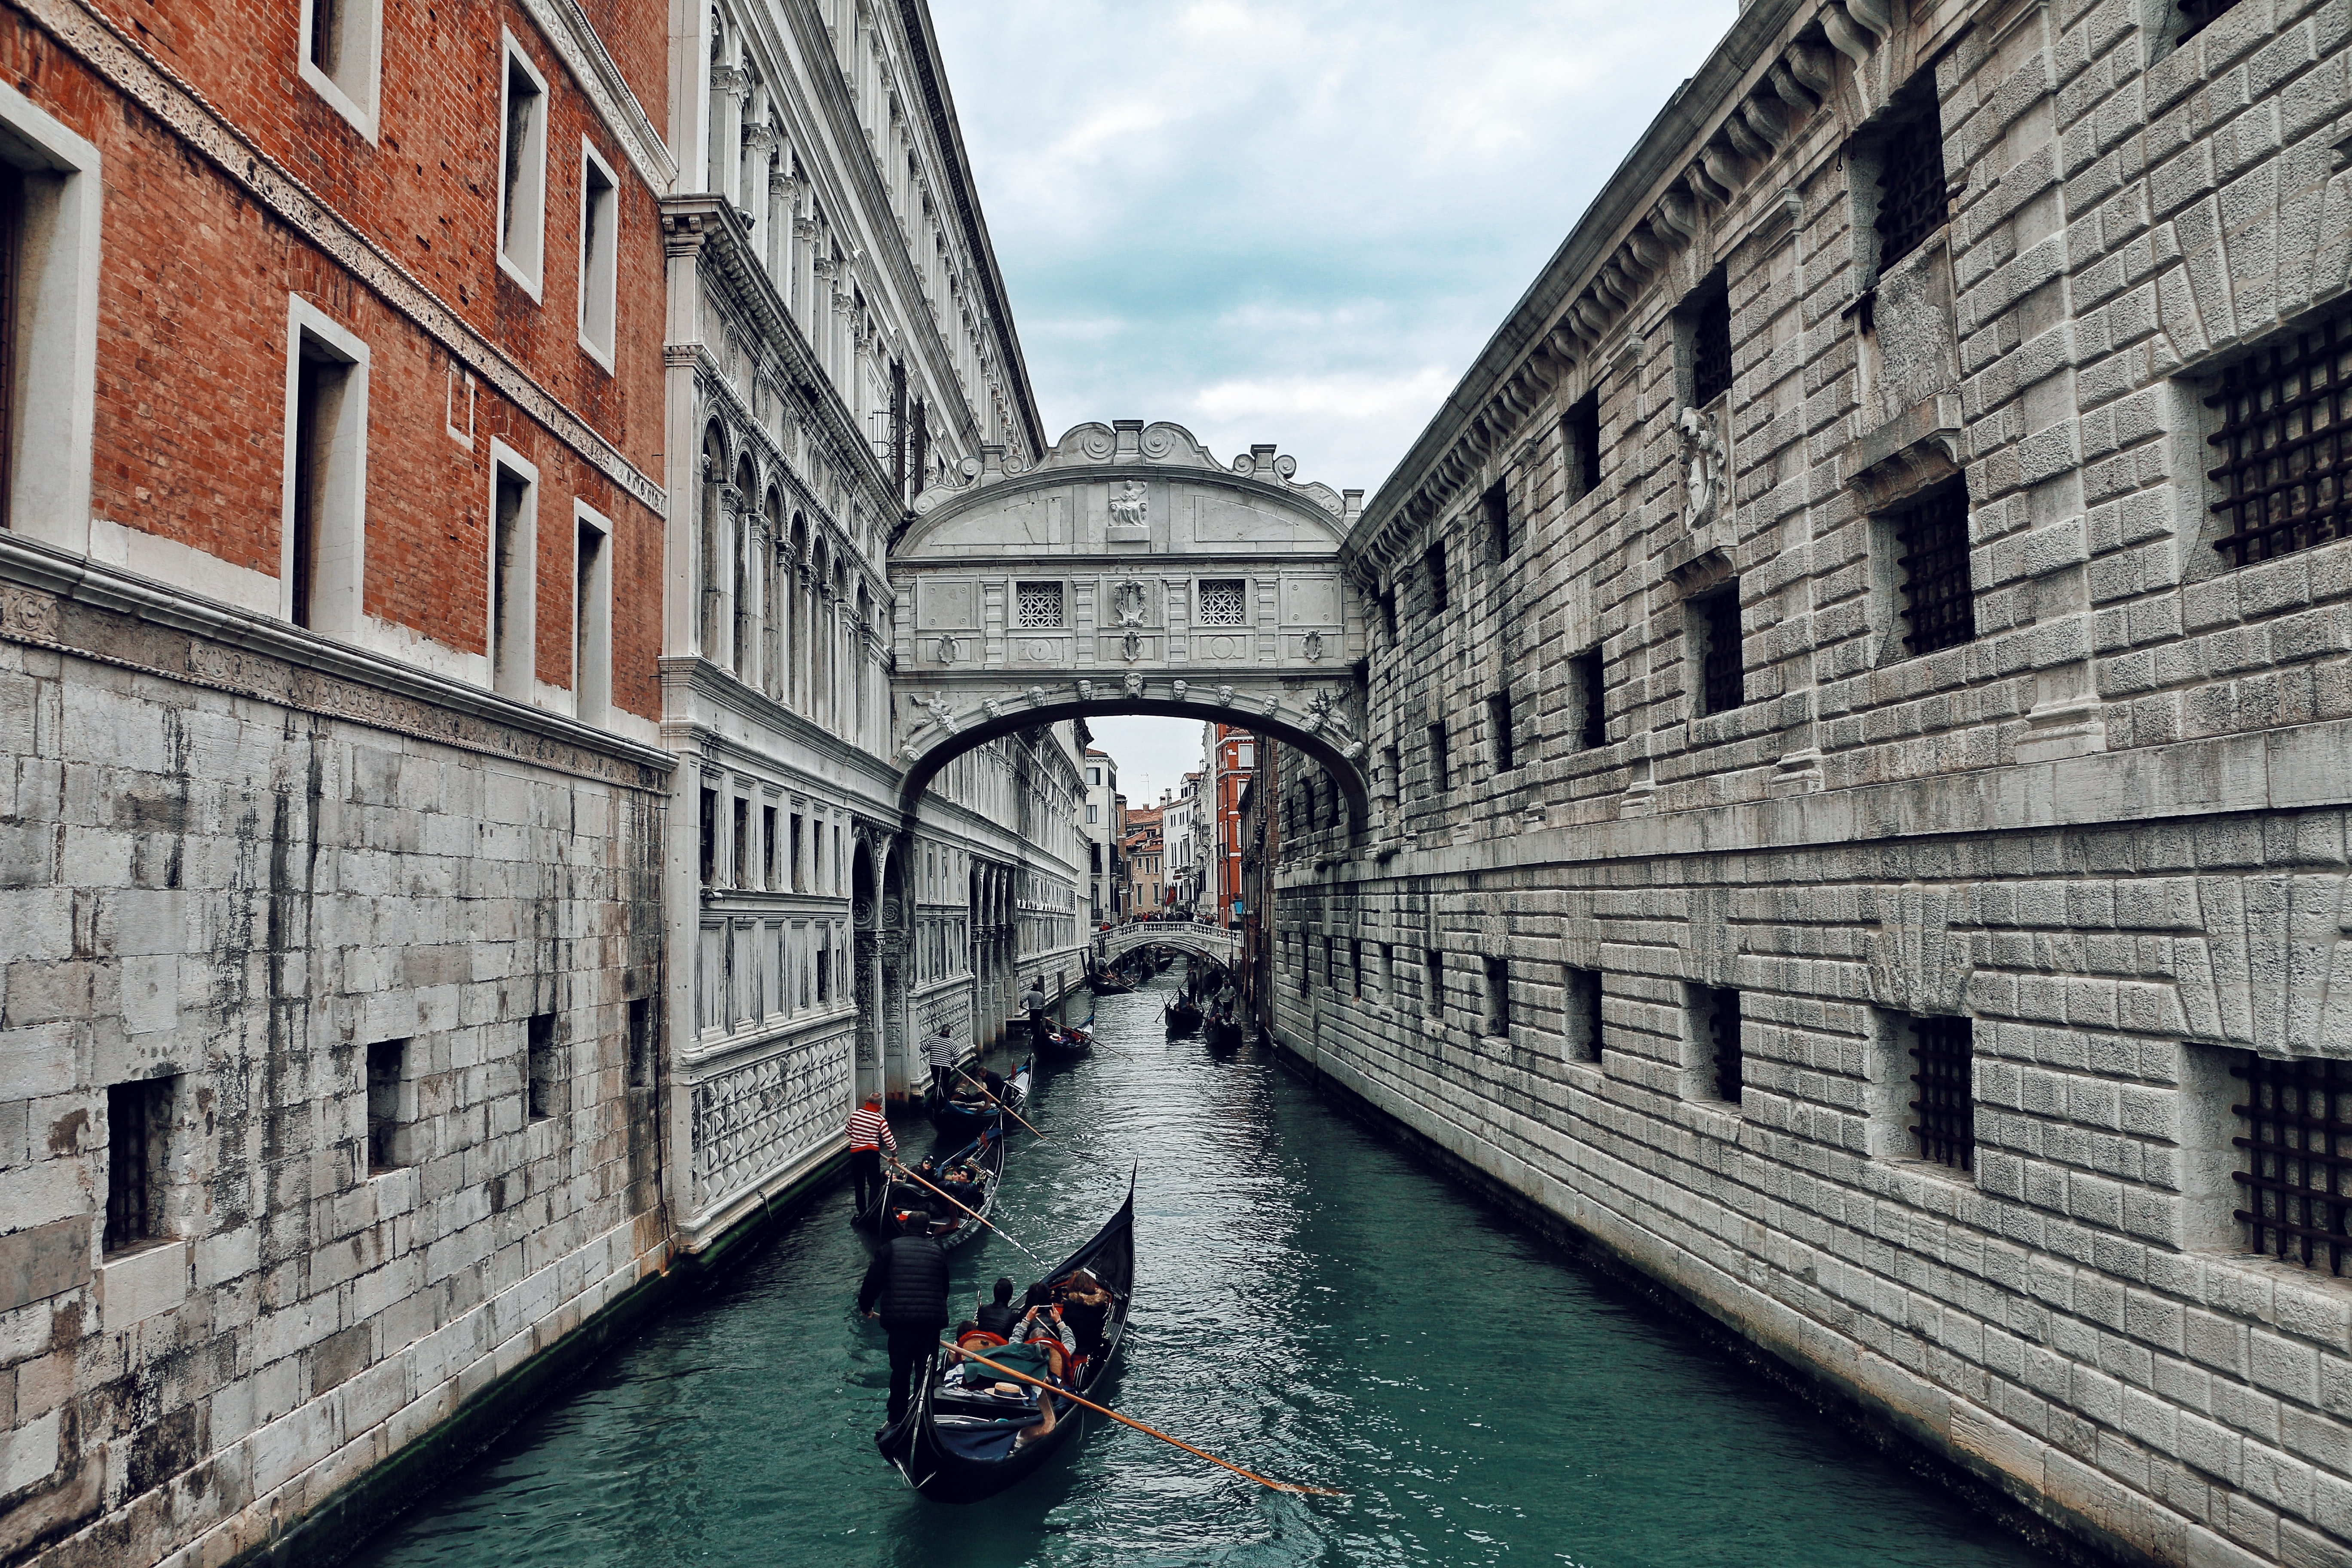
5,0,668,720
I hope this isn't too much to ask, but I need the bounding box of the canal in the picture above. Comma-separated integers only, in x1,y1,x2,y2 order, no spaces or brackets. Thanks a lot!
350,964,2060,1568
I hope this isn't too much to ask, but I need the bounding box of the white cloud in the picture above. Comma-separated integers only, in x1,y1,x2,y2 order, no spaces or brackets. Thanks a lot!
934,0,1737,491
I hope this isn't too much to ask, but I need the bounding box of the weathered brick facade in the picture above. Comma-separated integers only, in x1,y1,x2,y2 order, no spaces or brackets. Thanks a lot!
1277,2,2352,1564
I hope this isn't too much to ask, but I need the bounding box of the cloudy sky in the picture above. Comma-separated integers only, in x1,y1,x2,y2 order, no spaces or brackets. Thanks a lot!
929,0,1737,800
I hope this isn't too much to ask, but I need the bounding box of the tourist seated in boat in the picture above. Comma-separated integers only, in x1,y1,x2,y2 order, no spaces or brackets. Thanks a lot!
1057,1270,1114,1362
1013,1283,1074,1382
974,1277,1020,1338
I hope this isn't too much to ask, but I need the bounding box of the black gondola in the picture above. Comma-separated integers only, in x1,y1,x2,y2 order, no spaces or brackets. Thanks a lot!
857,1126,1006,1249
876,1178,1136,1502
1034,1017,1093,1059
930,1057,1030,1137
1088,971,1136,995
1164,995,1202,1032
1204,1006,1244,1050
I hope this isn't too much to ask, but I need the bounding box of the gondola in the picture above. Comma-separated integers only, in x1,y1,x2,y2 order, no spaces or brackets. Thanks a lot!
1088,971,1136,996
860,1125,1007,1249
1204,1005,1244,1050
1164,995,1202,1033
876,1177,1136,1503
1035,1016,1093,1059
930,1056,1031,1137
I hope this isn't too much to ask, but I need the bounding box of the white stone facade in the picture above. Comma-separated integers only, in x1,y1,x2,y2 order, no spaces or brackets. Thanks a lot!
1277,2,2352,1565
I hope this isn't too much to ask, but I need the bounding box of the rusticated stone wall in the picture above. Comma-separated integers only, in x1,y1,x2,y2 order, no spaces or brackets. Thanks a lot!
1283,1,2352,1565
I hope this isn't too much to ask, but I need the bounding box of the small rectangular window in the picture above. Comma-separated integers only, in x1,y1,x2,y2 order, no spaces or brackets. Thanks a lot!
1424,948,1443,1017
1694,985,1741,1104
1237,744,1254,769
790,813,805,891
698,787,717,885
1484,956,1509,1036
1015,581,1065,628
1692,587,1743,717
815,928,831,1004
1873,85,1948,275
300,0,380,135
283,304,368,637
1086,803,1098,824
1424,542,1447,614
1482,479,1512,561
627,997,653,1090
2234,1054,2352,1275
526,1013,557,1121
2169,0,2245,46
732,798,750,887
497,40,549,296
1907,1014,1975,1172
578,141,619,366
1563,391,1601,502
1428,722,1449,793
1565,968,1603,1063
1377,943,1391,999
1350,939,1363,1000
761,805,778,888
574,505,612,723
488,446,538,699
366,1038,406,1173
1890,483,1975,656
2205,309,2351,568
1323,936,1334,988
1380,588,1397,643
104,1078,172,1255
1195,579,1248,627
1687,273,1732,407
1572,647,1605,750
1487,692,1514,772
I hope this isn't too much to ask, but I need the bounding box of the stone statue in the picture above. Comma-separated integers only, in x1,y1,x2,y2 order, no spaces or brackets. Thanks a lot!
1678,404,1727,528
909,692,958,735
1108,480,1148,528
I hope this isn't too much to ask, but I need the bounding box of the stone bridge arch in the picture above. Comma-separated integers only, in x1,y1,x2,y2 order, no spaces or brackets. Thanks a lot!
888,420,1372,826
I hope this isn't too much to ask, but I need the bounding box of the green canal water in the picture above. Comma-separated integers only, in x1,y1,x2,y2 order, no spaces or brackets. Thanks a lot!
349,965,2060,1568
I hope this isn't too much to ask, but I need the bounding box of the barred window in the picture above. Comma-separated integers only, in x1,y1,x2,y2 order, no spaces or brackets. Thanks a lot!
1690,283,1731,406
1195,579,1247,626
2205,311,2350,568
1015,581,1064,629
2173,0,2243,45
1565,967,1603,1063
1572,647,1605,750
1483,480,1512,561
2234,1054,2352,1276
1694,587,1743,717
1874,94,1948,273
1425,542,1447,614
1564,392,1601,502
1487,691,1514,772
1892,484,1975,655
1907,1016,1974,1172
1697,986,1741,1102
105,1078,172,1255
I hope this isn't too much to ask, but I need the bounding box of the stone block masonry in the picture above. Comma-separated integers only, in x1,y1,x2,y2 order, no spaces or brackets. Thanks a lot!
0,560,672,1567
1283,1,2352,1565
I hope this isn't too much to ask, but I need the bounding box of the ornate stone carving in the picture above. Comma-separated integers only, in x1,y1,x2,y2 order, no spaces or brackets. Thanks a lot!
1171,680,1189,702
1121,629,1142,663
1302,630,1324,662
1122,671,1143,700
1111,579,1147,628
1076,680,1096,703
935,633,958,664
1109,480,1148,528
1677,404,1727,528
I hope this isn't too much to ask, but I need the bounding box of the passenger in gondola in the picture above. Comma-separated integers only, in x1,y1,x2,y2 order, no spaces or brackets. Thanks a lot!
1057,1270,1114,1363
974,1277,1020,1338
857,1208,950,1426
1013,1283,1073,1383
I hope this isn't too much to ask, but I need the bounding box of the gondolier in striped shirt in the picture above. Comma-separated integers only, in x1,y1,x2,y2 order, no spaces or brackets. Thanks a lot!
845,1095,895,1214
925,1026,959,1101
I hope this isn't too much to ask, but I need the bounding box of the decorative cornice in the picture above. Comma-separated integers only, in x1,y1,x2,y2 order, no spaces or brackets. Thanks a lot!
18,0,668,520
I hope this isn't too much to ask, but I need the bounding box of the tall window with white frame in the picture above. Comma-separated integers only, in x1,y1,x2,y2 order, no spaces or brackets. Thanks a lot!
498,40,549,297
488,447,537,699
0,162,17,530
300,0,380,135
0,94,100,548
577,142,618,367
283,303,368,637
573,505,612,723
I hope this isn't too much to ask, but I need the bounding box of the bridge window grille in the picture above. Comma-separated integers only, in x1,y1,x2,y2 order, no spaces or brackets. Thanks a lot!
1015,581,1064,629
1893,484,1975,655
1874,94,1949,273
2233,1054,2352,1276
2205,310,2351,568
1694,587,1743,716
1195,579,1248,627
1696,986,1741,1103
1907,1015,1975,1173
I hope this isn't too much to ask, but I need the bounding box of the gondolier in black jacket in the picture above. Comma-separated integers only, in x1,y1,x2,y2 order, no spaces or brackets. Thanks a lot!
858,1210,950,1424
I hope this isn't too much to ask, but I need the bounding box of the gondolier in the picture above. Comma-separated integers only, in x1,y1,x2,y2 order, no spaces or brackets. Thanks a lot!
1020,977,1048,1048
858,1210,951,1424
925,1025,959,1100
845,1095,896,1215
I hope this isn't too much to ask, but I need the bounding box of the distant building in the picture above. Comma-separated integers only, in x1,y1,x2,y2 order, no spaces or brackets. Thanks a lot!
1203,723,1256,928
1082,747,1120,925
1123,801,1165,913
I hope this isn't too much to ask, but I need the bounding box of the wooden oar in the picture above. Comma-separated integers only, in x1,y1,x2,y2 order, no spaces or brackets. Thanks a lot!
943,1344,1345,1498
953,1069,1050,1142
885,1157,1052,1269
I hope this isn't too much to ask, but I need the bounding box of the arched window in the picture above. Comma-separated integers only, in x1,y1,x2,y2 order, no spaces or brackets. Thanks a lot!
787,515,807,710
699,425,726,657
763,489,785,699
731,457,756,673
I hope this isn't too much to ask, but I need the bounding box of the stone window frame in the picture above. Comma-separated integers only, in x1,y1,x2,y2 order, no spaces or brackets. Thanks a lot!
1674,265,1733,411
1561,389,1602,505
486,438,540,700
572,499,613,723
1563,967,1604,1064
0,82,100,551
496,30,552,301
1014,579,1065,629
1687,983,1743,1109
280,295,371,638
364,1038,410,1175
1844,69,1948,301
104,1076,180,1257
1193,576,1250,628
576,138,621,371
299,0,384,141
